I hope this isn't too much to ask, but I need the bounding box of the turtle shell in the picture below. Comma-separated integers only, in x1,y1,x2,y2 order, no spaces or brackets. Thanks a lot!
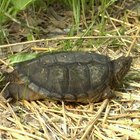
4,51,131,103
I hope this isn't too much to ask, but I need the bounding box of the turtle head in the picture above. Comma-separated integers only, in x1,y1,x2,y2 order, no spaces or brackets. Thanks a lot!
113,56,132,85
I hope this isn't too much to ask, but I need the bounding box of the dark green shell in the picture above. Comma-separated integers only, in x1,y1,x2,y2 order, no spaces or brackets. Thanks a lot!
4,51,131,103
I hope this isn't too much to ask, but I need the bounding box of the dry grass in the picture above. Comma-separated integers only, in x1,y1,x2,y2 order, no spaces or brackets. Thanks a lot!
0,1,140,140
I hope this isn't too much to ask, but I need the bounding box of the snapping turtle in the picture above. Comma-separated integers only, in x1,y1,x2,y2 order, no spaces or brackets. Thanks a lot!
2,52,132,103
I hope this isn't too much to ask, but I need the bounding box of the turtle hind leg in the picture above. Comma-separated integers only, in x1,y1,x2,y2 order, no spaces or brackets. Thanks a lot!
2,83,40,101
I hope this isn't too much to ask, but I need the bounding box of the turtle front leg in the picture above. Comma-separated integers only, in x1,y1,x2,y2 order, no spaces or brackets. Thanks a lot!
88,86,115,103
100,87,115,101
